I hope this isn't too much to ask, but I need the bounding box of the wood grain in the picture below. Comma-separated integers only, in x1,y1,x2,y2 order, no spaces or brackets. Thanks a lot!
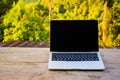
0,48,120,80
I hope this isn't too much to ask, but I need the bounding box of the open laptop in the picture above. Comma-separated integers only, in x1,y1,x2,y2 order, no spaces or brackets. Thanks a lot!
48,20,105,70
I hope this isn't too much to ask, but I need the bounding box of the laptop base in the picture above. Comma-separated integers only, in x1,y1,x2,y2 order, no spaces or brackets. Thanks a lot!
48,52,105,70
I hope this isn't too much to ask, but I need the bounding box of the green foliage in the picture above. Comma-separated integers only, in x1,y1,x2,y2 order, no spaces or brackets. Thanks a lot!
2,0,49,42
0,0,18,17
0,24,5,41
0,0,120,47
106,0,120,46
0,0,18,41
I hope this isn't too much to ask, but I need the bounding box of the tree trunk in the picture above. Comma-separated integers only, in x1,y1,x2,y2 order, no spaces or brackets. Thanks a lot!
102,1,108,46
49,0,53,20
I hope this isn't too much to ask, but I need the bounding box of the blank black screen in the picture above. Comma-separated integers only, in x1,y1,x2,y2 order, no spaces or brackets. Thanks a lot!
50,20,98,52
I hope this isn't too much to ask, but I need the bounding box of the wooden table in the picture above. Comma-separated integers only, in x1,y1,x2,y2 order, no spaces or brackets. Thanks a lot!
0,48,120,80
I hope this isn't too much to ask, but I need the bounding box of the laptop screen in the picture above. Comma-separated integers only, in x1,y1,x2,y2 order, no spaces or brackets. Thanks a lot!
50,20,98,52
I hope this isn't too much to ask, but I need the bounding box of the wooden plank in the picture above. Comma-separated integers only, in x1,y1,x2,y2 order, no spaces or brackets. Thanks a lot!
0,41,14,47
0,42,3,46
0,47,49,54
39,42,50,47
0,48,49,62
0,48,120,64
17,41,29,47
38,42,46,47
0,62,119,80
26,41,38,47
8,41,23,47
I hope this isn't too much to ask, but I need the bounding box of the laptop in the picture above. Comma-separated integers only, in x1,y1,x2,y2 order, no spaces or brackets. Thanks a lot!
48,20,105,70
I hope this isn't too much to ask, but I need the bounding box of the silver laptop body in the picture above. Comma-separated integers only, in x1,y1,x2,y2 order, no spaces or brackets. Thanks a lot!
48,20,105,70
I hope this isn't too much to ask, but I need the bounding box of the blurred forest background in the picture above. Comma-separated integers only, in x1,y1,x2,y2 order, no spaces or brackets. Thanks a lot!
0,0,120,47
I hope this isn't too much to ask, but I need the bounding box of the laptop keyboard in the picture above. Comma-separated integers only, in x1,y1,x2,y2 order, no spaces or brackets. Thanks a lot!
52,52,99,61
